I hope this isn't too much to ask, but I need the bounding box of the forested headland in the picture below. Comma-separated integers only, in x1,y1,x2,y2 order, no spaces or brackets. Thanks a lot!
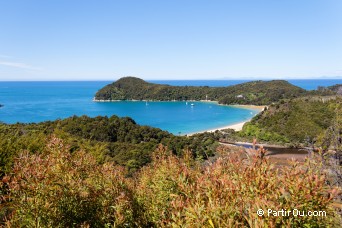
95,76,315,105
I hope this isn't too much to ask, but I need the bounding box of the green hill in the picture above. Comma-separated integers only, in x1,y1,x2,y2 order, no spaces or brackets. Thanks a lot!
0,115,219,174
327,84,342,94
239,96,342,145
95,76,307,105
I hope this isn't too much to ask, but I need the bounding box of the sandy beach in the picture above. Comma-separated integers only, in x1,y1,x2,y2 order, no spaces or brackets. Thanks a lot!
187,120,248,136
229,104,266,111
186,105,266,136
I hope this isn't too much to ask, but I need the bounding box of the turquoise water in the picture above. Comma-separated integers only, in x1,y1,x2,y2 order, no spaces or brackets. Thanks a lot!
0,81,259,134
0,79,340,134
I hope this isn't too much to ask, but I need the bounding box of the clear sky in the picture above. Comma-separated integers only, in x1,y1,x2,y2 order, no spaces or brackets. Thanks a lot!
0,0,341,81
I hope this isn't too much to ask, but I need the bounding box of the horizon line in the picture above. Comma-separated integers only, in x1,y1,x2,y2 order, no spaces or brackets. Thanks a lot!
0,77,341,82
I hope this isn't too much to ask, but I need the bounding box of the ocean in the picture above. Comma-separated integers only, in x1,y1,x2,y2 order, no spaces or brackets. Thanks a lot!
0,79,340,135
150,79,342,90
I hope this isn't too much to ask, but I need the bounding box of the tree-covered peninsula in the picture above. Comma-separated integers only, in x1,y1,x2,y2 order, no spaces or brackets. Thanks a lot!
94,76,308,105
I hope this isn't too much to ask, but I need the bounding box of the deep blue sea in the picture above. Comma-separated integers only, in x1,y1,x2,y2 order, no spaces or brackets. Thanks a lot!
0,79,340,135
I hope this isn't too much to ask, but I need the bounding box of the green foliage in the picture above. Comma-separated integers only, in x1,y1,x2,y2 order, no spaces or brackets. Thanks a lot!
95,76,307,105
316,101,342,187
239,122,289,143
239,97,342,145
0,115,219,175
314,84,342,96
0,124,48,174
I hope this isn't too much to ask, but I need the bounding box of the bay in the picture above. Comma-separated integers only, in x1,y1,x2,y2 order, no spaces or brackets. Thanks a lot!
0,79,340,135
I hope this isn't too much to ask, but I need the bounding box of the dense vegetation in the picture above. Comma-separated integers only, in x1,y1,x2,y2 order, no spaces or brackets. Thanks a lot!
95,77,308,105
0,115,219,175
1,137,340,226
237,96,342,146
323,84,342,95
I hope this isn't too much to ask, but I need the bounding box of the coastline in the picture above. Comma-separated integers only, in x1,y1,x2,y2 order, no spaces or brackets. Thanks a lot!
94,98,266,111
186,120,249,136
229,104,265,111
186,104,265,136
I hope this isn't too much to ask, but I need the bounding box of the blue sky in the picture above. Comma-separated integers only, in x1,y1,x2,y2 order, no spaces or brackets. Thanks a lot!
0,0,341,81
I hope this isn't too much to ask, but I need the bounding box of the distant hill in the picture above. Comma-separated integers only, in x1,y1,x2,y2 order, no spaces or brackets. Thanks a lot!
327,84,342,95
95,76,307,105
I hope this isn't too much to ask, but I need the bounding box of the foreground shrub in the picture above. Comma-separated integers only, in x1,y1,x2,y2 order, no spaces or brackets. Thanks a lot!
136,146,340,227
3,136,134,227
1,138,340,227
135,145,197,225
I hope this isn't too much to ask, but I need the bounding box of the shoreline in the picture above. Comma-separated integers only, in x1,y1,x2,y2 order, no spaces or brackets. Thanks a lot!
93,98,265,109
186,104,265,136
186,120,250,136
94,98,266,110
229,104,265,111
